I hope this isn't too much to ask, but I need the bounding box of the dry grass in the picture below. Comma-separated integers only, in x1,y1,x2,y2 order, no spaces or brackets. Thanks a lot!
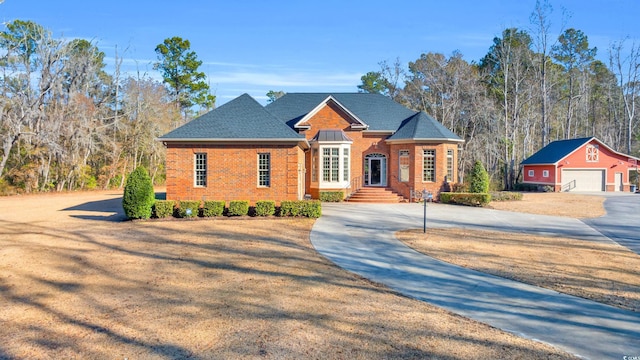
489,192,606,218
0,191,576,359
398,228,640,312
398,192,640,313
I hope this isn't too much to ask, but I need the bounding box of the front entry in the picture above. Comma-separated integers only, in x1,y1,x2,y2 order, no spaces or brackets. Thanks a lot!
365,153,387,186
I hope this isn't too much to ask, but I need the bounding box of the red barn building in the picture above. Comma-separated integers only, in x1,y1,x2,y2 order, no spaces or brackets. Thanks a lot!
521,137,639,192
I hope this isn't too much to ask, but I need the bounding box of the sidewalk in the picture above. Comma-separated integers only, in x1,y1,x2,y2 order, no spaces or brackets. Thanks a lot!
310,202,640,360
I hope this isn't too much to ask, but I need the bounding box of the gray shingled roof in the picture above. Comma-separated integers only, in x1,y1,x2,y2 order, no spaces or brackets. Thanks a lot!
521,137,592,165
266,93,416,130
387,112,463,141
159,93,304,141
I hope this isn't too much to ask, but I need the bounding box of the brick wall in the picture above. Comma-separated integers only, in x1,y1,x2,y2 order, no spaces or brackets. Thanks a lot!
387,143,459,200
165,143,303,204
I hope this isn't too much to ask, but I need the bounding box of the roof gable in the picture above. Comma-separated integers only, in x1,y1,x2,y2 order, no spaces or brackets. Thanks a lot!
293,95,367,130
387,112,463,142
159,93,304,141
266,93,416,130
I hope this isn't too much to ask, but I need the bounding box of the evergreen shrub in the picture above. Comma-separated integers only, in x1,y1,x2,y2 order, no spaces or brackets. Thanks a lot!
319,191,343,202
228,200,249,216
255,200,276,216
178,200,201,218
122,166,155,220
202,200,225,217
440,192,491,207
469,160,490,193
153,200,175,218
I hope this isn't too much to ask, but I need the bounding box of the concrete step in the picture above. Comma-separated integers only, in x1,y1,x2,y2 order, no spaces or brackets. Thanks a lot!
347,187,405,203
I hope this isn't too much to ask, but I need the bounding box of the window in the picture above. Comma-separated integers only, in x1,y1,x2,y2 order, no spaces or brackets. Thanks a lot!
343,148,350,181
586,144,599,162
399,150,410,182
311,148,317,182
322,147,340,182
543,170,549,178
258,153,270,187
422,149,435,182
194,153,207,187
315,142,351,188
446,149,454,182
528,169,534,177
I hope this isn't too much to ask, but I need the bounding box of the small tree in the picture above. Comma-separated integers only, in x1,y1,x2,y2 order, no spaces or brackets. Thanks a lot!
122,166,155,219
469,160,490,193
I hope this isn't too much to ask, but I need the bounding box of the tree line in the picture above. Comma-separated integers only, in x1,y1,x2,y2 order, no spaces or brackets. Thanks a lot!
359,1,639,189
0,20,213,194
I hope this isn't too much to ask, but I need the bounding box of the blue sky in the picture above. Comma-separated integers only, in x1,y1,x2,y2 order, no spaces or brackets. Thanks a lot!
1,0,639,105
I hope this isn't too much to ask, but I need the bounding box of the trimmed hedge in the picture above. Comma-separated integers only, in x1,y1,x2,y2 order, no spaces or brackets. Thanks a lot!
279,200,322,218
490,191,523,202
255,200,276,216
178,200,201,218
122,166,155,220
203,200,225,217
440,192,491,207
228,200,249,216
319,191,343,202
153,200,175,218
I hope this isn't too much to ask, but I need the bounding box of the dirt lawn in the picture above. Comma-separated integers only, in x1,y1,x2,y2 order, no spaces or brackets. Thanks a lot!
0,191,579,359
399,192,640,313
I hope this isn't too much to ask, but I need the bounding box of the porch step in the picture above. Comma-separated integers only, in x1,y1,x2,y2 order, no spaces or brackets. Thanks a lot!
347,187,406,203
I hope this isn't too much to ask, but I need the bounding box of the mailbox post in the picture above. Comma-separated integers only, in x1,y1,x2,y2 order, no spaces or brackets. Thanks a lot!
422,189,428,233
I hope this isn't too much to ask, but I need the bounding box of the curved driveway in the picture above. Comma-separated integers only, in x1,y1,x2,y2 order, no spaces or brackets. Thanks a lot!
584,193,640,254
310,198,640,360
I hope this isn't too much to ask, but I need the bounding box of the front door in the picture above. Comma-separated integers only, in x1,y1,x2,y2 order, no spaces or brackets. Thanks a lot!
365,154,387,186
370,159,381,185
615,172,623,192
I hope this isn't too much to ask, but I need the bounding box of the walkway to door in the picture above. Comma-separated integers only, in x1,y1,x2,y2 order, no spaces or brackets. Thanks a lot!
310,201,640,359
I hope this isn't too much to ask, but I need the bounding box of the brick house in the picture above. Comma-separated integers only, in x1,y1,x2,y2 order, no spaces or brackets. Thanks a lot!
521,137,640,192
159,93,463,203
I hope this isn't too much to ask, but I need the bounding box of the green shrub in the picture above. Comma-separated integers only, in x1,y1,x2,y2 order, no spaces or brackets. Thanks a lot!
440,192,491,207
255,200,276,216
319,191,343,202
122,166,156,220
300,200,322,218
489,191,523,202
279,201,300,217
202,200,225,217
153,200,175,218
452,183,468,193
279,200,321,218
228,200,249,216
178,200,201,218
469,161,490,193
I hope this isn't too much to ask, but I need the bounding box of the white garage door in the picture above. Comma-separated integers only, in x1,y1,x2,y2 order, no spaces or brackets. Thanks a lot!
562,169,604,192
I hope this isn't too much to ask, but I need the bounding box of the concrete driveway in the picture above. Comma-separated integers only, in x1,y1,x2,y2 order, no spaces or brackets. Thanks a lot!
583,193,640,254
310,200,640,360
